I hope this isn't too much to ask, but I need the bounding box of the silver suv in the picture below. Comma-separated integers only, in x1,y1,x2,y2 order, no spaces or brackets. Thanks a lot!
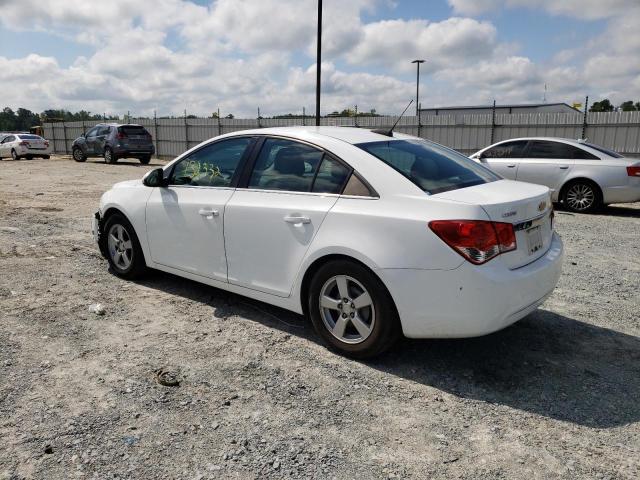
72,123,155,164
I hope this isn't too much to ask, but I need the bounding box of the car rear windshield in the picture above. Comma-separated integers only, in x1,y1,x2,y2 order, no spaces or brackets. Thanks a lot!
582,142,623,158
119,126,149,136
17,134,42,140
356,139,500,194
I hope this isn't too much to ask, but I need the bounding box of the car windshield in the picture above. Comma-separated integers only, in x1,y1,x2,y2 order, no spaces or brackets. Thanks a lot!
356,138,500,194
582,142,623,158
17,134,42,140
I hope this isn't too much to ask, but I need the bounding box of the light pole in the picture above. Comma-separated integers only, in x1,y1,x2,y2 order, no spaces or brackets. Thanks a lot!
411,59,425,117
315,0,323,126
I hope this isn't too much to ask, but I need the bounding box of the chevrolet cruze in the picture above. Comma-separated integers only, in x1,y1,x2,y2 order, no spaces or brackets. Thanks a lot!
93,127,563,358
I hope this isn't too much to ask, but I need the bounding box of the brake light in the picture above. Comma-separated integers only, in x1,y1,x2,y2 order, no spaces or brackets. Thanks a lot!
627,166,640,177
44,140,49,147
116,131,127,140
18,141,28,146
429,220,517,265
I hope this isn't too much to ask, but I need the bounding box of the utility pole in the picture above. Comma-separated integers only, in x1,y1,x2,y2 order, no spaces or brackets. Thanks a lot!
411,59,425,117
315,0,322,126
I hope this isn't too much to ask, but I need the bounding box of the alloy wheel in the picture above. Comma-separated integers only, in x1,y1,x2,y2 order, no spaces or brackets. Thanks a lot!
319,275,376,344
566,183,595,211
73,149,83,161
104,149,112,163
107,224,133,270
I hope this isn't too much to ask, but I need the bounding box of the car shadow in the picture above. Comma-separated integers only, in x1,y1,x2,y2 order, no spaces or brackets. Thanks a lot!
134,270,640,429
598,205,640,218
86,159,165,167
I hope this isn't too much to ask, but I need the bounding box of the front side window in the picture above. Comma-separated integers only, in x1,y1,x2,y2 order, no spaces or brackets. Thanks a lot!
98,126,111,136
85,127,99,137
248,138,324,192
484,140,528,158
357,139,499,195
169,137,252,187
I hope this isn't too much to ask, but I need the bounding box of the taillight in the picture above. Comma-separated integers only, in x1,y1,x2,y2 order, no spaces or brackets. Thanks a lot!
429,220,517,265
18,141,28,146
116,131,126,140
627,166,640,177
44,140,49,146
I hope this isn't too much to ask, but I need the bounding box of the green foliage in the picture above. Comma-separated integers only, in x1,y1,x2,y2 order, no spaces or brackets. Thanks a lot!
620,101,637,111
589,99,614,112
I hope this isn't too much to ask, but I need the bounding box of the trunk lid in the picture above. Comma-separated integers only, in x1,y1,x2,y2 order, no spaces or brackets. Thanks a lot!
434,179,554,269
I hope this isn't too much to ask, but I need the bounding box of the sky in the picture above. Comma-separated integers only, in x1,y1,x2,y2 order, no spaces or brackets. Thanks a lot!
0,0,638,118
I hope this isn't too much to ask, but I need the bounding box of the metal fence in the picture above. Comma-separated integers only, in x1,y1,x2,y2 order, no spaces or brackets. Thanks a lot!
43,111,640,158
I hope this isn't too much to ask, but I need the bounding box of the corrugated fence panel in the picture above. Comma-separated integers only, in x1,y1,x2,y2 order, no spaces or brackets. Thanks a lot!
42,112,640,158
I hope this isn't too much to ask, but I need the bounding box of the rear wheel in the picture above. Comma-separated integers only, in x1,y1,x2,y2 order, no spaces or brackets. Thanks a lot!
139,155,151,164
562,180,601,213
104,147,117,164
72,147,86,162
308,260,400,358
102,214,146,279
11,149,19,160
42,155,50,159
26,155,33,160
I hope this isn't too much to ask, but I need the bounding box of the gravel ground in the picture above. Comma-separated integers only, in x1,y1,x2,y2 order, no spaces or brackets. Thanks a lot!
1,155,639,480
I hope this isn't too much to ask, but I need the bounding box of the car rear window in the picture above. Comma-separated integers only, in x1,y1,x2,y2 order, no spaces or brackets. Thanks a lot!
119,126,149,136
17,134,42,140
356,139,500,194
582,142,623,158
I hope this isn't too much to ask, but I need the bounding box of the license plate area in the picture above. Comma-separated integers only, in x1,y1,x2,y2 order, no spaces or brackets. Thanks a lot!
526,225,543,255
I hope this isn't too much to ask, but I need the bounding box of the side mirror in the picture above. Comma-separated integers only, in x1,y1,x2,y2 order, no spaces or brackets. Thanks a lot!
143,168,166,187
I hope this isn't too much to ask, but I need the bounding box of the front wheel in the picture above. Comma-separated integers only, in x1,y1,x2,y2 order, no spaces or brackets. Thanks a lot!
102,214,146,279
308,260,400,358
104,147,117,164
562,180,601,213
72,148,86,162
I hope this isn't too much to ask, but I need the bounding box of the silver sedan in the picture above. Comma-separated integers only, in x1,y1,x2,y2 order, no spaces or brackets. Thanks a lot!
471,137,640,212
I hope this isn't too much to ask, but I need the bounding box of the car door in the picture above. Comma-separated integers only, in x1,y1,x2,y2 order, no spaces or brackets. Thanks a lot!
0,135,15,157
479,140,528,180
94,126,111,154
516,140,575,193
84,127,100,155
224,137,348,297
145,136,255,281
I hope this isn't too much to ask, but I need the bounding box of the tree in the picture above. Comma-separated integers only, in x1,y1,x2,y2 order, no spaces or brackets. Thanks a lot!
225,113,234,119
589,99,614,112
635,102,640,111
620,101,637,111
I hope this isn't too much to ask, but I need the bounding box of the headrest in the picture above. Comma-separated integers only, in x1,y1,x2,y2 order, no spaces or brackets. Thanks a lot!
274,148,305,176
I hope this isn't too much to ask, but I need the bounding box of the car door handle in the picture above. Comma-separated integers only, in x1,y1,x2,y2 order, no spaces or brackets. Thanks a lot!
198,208,219,217
506,164,516,168
283,215,311,224
559,166,569,169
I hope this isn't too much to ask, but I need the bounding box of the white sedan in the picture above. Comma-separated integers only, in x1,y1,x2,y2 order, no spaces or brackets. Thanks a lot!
470,137,640,212
93,127,563,358
0,133,52,160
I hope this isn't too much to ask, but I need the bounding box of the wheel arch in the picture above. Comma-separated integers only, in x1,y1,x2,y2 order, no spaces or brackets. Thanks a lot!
298,253,399,321
99,207,141,258
559,176,603,204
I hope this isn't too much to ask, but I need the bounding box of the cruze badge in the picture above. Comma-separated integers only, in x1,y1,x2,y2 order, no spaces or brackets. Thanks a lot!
538,201,546,212
502,211,517,218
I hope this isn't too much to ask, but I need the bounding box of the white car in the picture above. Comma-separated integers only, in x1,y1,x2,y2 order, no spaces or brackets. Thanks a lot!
470,137,640,213
0,133,52,160
93,127,563,357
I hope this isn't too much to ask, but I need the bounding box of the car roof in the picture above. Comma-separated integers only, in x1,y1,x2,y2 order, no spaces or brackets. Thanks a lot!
490,137,587,146
224,126,403,145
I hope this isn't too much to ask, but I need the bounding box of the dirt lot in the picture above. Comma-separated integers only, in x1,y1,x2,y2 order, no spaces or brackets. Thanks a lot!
1,155,639,479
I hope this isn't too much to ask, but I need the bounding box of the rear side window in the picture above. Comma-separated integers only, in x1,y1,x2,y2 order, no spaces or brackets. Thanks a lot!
119,126,149,136
582,142,622,158
248,138,324,192
311,155,350,194
525,140,598,160
484,140,528,158
98,126,111,135
357,139,499,195
169,137,252,187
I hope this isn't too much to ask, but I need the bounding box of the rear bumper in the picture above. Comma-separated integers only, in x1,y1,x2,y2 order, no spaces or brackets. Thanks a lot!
17,146,52,156
378,232,564,338
602,184,640,204
113,145,155,156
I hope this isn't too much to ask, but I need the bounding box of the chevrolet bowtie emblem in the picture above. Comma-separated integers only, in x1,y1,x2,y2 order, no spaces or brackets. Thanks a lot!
538,201,547,212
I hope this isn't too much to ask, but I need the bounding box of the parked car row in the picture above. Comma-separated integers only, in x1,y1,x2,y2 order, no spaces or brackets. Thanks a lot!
471,137,640,212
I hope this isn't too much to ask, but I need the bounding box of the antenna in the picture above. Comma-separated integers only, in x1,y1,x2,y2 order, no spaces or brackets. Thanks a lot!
372,99,413,137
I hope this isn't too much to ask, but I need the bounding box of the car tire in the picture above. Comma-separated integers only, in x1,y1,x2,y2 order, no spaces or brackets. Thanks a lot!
26,155,33,160
308,259,400,359
72,148,86,162
42,155,50,159
104,147,117,164
11,149,19,160
139,155,151,164
102,213,146,279
562,180,601,213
